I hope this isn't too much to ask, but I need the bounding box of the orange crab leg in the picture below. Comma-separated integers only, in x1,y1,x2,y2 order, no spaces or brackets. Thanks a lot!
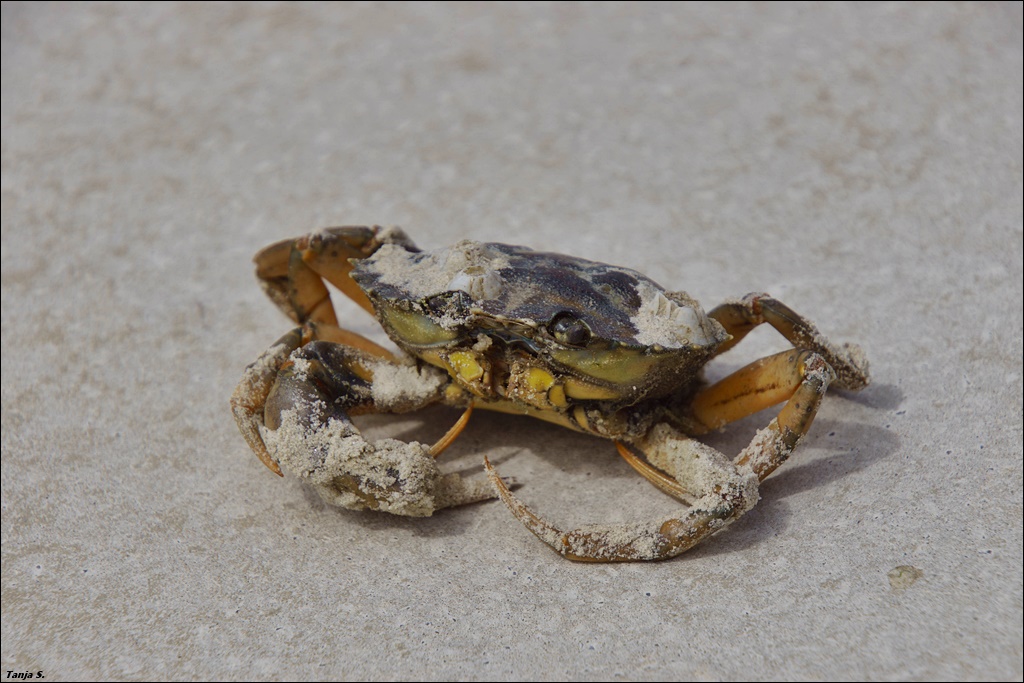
733,353,835,481
253,226,413,323
429,404,474,458
708,293,869,391
688,349,815,433
617,355,836,503
485,450,755,562
292,227,384,316
254,239,338,325
303,321,398,362
487,352,838,561
615,441,695,503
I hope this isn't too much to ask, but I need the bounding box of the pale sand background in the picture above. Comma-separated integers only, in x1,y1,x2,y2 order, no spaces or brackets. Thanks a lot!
2,3,1021,680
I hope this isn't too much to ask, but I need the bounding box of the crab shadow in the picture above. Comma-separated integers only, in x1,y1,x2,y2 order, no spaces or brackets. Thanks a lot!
686,382,904,558
308,384,903,553
690,419,900,559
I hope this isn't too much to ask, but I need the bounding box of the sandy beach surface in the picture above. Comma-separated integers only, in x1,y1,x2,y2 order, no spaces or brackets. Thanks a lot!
3,3,1021,680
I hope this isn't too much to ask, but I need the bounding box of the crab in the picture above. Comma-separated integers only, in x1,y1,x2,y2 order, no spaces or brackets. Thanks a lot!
231,226,869,562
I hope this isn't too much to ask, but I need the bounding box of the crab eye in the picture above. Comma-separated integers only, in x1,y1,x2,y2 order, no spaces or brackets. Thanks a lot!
549,313,592,347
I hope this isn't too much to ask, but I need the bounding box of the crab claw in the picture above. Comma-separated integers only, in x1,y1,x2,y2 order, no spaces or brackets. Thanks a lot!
247,338,512,515
230,328,307,477
264,415,494,516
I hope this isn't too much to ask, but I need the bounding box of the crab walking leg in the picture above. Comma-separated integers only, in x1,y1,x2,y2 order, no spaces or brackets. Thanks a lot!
254,238,339,325
708,293,870,391
619,354,833,494
486,434,759,562
615,441,697,504
293,227,401,316
429,404,474,458
487,355,836,562
684,350,834,482
687,349,835,480
254,226,419,320
686,349,829,432
258,340,502,515
616,351,833,494
734,354,836,481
